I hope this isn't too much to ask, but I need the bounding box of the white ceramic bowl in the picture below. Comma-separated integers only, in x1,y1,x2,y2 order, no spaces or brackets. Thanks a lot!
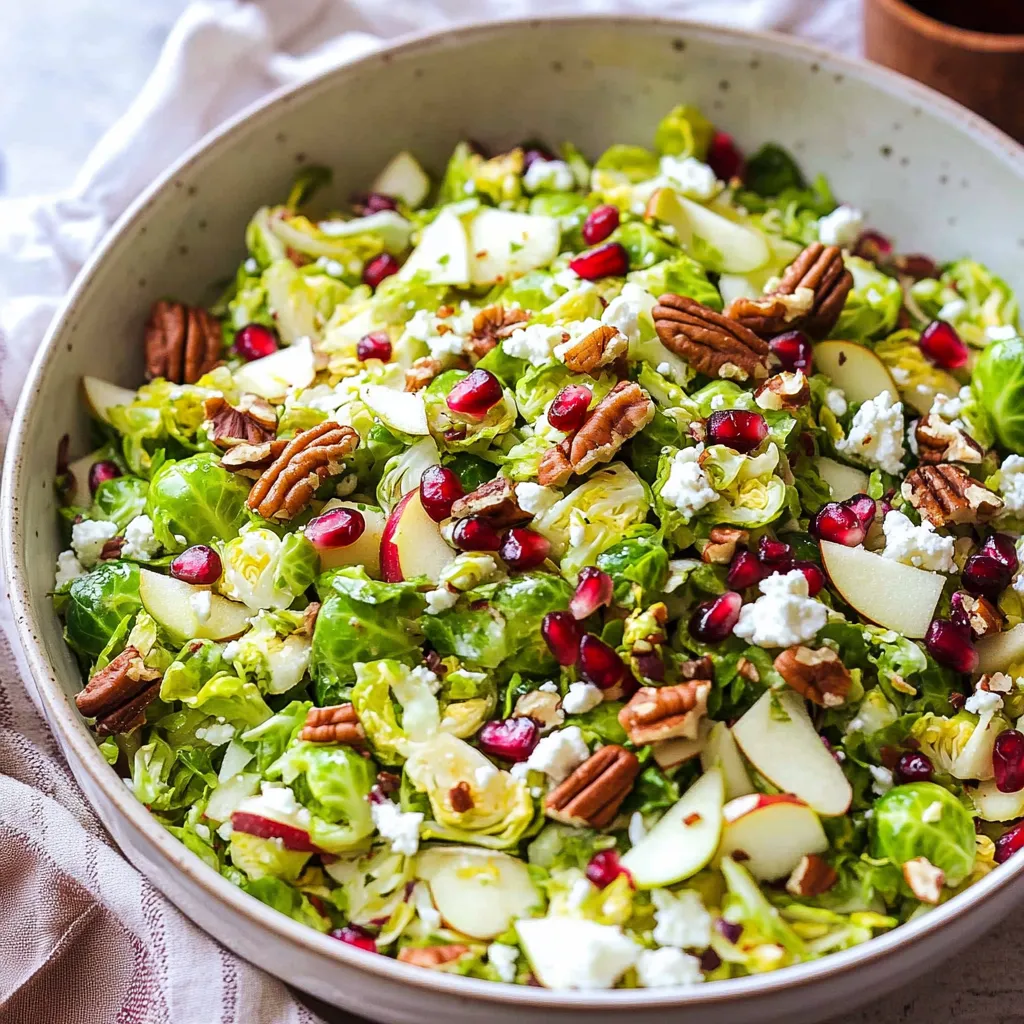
5,15,1024,1024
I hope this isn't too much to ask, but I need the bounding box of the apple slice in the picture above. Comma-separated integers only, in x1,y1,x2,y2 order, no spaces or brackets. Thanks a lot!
977,623,1024,675
206,771,260,820
379,491,456,583
718,793,828,880
83,376,136,424
232,337,315,401
399,208,470,286
814,456,870,502
621,767,724,888
813,341,898,405
416,846,540,940
819,539,943,638
971,779,1024,822
311,499,387,576
645,188,770,274
360,383,429,435
372,151,431,208
64,448,109,502
732,689,852,817
230,811,317,852
516,917,640,990
468,208,561,286
652,718,710,770
701,722,755,800
139,568,251,642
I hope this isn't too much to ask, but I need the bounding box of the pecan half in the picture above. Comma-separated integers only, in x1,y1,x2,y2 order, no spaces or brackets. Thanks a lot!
915,415,983,465
754,370,810,413
957,593,1004,639
75,646,162,736
679,656,715,681
466,305,528,359
653,294,770,382
203,394,277,449
618,680,711,745
405,356,443,392
557,324,627,375
246,421,359,520
299,703,365,745
398,945,471,970
700,526,749,565
728,243,854,340
786,854,838,897
901,464,1003,527
545,745,640,829
774,646,851,708
450,475,531,528
144,300,222,384
220,439,289,479
537,381,654,486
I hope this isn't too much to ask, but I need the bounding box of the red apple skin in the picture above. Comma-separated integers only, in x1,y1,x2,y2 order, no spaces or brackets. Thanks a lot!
379,491,414,582
723,792,806,823
230,811,318,852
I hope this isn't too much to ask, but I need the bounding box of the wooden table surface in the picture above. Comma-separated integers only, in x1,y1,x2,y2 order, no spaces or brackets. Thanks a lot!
2,2,1020,1021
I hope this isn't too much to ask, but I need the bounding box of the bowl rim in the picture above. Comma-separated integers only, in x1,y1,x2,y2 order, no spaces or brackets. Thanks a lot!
4,11,1024,1010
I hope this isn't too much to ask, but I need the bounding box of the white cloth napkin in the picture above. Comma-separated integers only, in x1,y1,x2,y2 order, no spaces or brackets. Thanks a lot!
0,2,858,1022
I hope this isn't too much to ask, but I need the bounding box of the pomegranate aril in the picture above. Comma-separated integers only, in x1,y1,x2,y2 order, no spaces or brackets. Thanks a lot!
500,527,551,570
354,192,398,215
783,560,826,598
547,384,592,432
961,553,1011,601
845,494,878,529
478,717,539,763
170,545,223,585
727,549,763,590
585,849,633,889
234,323,279,362
452,516,502,552
757,536,792,567
419,465,464,523
542,611,583,666
896,751,934,783
981,533,1019,575
701,948,723,974
811,502,866,547
715,918,743,944
362,253,400,290
578,634,627,690
305,507,366,550
853,230,893,267
88,460,122,495
581,205,620,246
689,591,743,643
706,410,768,454
919,320,969,370
331,925,378,954
706,130,745,182
994,729,1024,794
446,369,503,419
768,330,812,373
568,242,629,280
570,567,614,620
894,253,941,281
996,821,1024,864
357,331,392,362
924,619,979,674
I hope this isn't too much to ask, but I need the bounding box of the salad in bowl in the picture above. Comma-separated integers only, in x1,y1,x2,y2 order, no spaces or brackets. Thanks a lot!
53,103,1024,991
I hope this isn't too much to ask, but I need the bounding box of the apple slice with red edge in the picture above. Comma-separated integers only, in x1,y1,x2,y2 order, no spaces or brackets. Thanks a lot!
308,499,387,577
813,340,898,405
701,721,755,801
379,490,456,583
977,622,1024,676
819,539,944,638
621,767,724,888
718,793,828,880
230,811,318,852
731,689,852,817
139,568,251,643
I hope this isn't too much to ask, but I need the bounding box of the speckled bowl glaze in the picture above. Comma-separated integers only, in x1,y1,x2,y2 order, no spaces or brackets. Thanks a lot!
4,16,1024,1024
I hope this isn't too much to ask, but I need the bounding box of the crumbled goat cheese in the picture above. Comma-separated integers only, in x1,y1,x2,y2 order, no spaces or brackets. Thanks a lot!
965,688,1004,717
409,665,441,693
425,586,459,614
937,298,968,323
601,283,656,346
524,726,589,782
515,918,640,990
835,390,905,475
562,682,604,715
817,205,864,248
71,518,118,568
122,514,161,561
189,590,213,625
404,305,474,363
487,943,520,983
539,681,560,693
652,889,713,949
523,158,576,193
371,799,423,856
315,256,346,278
657,361,672,376
657,155,719,200
733,569,828,648
881,510,956,572
503,322,568,366
922,800,944,824
195,722,236,746
869,765,894,797
824,387,848,417
244,257,259,275
1000,455,1024,514
986,324,1019,342
54,550,85,587
516,482,560,516
636,948,704,988
930,386,971,423
659,445,718,520
239,782,310,830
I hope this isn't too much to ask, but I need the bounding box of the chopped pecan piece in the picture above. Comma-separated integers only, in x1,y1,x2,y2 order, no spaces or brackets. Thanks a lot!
537,381,654,487
220,439,288,479
297,602,321,638
653,293,770,382
956,593,1004,638
557,324,627,375
728,243,854,340
144,300,222,384
903,856,944,904
618,680,711,745
774,646,851,708
75,646,162,736
466,305,528,359
915,415,983,465
398,945,471,970
448,781,474,813
736,657,760,683
513,689,564,731
679,656,715,681
298,703,365,745
450,475,531,528
246,421,359,520
203,394,277,449
786,854,838,897
545,745,640,829
754,370,810,413
701,526,749,565
405,356,443,392
901,464,1003,527
99,536,125,562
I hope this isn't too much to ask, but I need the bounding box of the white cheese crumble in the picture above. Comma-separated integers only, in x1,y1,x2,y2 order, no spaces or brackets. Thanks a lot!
965,688,1004,717
824,387,848,417
487,943,520,983
659,445,718,520
601,283,656,346
71,518,118,568
54,550,85,587
539,681,560,693
516,482,561,516
121,514,161,561
986,324,1019,342
524,726,589,782
189,590,213,625
239,782,311,830
881,510,956,572
244,257,259,275
562,682,604,715
1000,455,1024,513
657,361,672,376
371,799,423,856
869,765,894,797
657,155,719,200
195,721,236,746
503,322,568,366
523,158,576,193
425,586,459,614
817,205,864,248
733,569,828,648
652,889,712,949
835,390,906,475
922,800,944,824
937,298,968,323
636,948,704,988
